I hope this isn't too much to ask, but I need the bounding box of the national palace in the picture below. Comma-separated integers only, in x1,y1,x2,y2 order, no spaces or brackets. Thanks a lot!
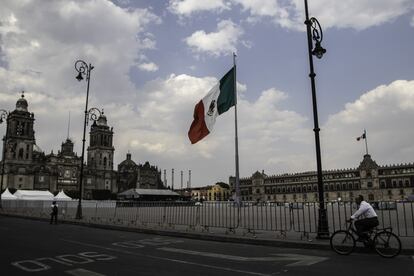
230,154,414,202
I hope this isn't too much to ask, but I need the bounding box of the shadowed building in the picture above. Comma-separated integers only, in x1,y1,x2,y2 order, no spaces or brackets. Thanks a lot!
117,153,164,192
1,94,164,199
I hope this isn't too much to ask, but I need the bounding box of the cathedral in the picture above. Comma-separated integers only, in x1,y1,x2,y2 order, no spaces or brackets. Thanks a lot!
0,93,164,199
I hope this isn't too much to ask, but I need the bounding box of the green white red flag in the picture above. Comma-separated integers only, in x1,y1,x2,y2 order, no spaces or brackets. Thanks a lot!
188,67,235,144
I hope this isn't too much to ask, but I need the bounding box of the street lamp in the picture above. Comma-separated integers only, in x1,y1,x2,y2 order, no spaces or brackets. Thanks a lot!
0,109,10,209
304,0,329,239
74,59,95,219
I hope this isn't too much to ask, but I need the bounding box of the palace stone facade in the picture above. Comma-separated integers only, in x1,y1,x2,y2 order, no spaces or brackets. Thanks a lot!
230,154,414,202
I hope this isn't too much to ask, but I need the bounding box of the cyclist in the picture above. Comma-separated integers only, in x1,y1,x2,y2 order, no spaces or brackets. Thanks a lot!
350,195,379,241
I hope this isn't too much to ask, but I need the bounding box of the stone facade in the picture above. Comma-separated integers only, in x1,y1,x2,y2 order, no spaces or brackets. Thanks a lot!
117,153,163,193
190,182,231,201
0,94,164,198
230,154,414,202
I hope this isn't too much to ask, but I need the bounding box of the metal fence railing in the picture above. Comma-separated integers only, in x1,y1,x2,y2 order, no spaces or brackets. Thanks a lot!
1,200,413,237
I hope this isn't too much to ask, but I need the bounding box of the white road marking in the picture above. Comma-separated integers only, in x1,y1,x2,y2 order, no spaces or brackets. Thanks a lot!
157,247,328,266
65,268,106,276
11,252,117,273
61,239,272,276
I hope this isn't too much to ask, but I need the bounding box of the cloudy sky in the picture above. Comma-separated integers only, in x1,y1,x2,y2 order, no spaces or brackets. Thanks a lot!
1,0,413,188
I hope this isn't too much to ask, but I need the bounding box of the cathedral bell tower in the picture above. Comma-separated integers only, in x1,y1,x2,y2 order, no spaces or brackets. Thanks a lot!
87,111,114,171
2,92,36,189
86,111,114,192
5,92,36,163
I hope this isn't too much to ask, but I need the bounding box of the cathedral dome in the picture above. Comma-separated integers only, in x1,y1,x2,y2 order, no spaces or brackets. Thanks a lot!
16,93,28,112
96,110,107,126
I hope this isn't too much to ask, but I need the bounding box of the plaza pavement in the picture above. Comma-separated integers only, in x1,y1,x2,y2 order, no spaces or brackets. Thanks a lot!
2,213,413,255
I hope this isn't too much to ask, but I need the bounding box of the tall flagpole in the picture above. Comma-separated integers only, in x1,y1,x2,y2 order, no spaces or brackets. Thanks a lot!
364,129,369,155
233,52,241,206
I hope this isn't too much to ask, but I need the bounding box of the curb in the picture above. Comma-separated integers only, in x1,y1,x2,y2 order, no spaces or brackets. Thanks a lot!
2,213,413,255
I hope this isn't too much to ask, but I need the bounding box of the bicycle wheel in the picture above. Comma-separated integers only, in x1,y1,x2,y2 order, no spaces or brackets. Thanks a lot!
374,231,401,258
330,230,355,255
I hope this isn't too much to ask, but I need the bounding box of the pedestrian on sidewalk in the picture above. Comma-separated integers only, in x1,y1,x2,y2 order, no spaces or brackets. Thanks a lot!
50,201,58,225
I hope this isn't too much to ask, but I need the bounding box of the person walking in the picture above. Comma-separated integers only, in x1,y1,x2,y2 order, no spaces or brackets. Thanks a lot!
50,201,58,225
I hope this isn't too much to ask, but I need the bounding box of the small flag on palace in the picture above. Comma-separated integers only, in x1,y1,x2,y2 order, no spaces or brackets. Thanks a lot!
356,133,366,141
188,67,235,144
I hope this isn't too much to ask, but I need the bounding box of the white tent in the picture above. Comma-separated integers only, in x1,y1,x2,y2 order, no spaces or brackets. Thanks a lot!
54,190,72,201
1,188,17,200
14,190,54,201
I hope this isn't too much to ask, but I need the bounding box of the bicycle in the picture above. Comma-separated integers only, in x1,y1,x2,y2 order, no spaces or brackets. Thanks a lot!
330,219,401,258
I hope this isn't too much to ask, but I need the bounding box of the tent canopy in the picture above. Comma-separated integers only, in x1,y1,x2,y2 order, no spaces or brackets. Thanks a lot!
14,190,54,200
1,188,17,200
54,190,72,201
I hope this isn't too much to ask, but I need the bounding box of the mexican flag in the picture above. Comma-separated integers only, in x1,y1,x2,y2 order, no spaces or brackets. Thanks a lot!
356,130,366,141
188,67,235,144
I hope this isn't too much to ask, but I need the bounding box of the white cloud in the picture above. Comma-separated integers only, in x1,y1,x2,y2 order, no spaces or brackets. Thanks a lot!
185,20,244,57
0,0,161,103
168,0,230,16
0,0,160,161
138,62,159,72
322,80,414,170
169,0,414,31
235,0,414,30
300,0,414,30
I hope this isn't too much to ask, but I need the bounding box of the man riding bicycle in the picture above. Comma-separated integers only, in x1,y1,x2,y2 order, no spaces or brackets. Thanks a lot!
350,195,379,241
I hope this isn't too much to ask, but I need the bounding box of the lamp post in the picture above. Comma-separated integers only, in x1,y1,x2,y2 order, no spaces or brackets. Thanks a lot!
0,109,10,209
74,60,95,219
304,0,329,239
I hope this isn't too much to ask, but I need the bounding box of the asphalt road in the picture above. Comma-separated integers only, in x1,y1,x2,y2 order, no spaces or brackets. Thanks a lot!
1,216,413,276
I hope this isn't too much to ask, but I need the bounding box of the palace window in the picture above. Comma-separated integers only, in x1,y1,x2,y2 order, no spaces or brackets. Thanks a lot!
18,148,24,159
367,182,373,188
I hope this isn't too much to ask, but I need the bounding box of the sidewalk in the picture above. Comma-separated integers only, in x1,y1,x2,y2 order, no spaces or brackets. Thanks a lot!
3,213,413,255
